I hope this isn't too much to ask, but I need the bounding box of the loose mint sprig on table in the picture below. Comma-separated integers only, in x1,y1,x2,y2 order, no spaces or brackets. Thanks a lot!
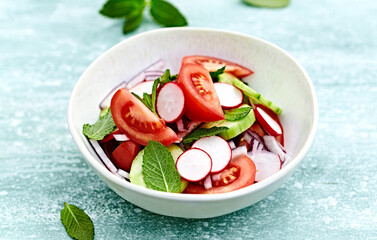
100,0,188,34
61,202,94,240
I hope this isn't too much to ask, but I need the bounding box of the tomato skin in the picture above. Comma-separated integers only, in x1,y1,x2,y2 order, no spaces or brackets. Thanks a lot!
254,104,284,146
177,64,224,122
111,88,180,146
110,140,140,172
182,56,253,78
184,155,256,194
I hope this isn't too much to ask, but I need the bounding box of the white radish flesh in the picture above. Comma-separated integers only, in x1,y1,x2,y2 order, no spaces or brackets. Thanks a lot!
129,81,155,97
247,151,281,182
176,148,212,182
192,136,232,173
89,139,117,173
214,82,243,109
156,82,185,123
263,135,286,162
254,107,282,136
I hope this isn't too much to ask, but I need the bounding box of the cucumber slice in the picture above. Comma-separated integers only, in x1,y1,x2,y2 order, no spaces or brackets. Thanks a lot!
201,104,255,140
129,144,188,192
218,72,236,84
232,78,282,115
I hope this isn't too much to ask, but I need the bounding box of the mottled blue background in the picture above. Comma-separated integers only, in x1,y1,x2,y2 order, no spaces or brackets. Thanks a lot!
1,0,376,239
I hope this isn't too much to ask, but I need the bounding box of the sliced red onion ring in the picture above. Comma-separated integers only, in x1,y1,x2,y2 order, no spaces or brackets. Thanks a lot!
228,140,236,150
247,130,265,147
176,119,186,132
204,175,212,190
89,139,117,173
145,75,163,81
113,134,130,142
117,169,129,179
145,70,165,76
232,145,247,160
211,172,221,181
99,81,128,110
263,135,287,162
177,121,202,139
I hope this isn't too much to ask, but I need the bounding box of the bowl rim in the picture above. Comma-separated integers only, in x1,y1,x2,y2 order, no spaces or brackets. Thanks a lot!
68,27,318,202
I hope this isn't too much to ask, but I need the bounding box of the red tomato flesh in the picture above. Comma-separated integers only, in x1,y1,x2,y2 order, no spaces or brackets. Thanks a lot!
110,140,141,172
177,64,224,122
184,155,256,194
111,88,179,146
182,56,253,78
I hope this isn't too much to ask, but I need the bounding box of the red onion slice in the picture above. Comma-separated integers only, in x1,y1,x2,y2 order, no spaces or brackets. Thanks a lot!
263,135,287,162
126,59,165,89
117,169,129,179
211,172,221,181
204,175,212,190
232,145,247,160
228,140,236,150
99,81,128,110
89,139,117,173
113,134,130,142
176,119,186,132
177,121,202,139
247,151,281,182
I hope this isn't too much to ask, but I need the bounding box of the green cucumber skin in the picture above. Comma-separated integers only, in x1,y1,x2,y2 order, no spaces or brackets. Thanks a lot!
232,78,282,115
218,72,235,84
129,144,188,192
201,104,256,140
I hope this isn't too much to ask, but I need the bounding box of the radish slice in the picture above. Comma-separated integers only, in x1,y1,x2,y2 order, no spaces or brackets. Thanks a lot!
192,136,232,173
254,106,282,136
117,169,129,179
156,82,185,123
89,139,117,173
231,146,247,160
113,134,130,142
247,151,281,182
176,148,212,182
263,135,286,162
129,80,155,97
213,82,243,109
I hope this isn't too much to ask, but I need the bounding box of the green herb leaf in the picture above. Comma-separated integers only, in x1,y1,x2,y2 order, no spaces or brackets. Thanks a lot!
142,141,181,192
150,78,159,115
143,92,152,108
210,66,226,82
61,202,94,240
82,108,116,140
150,0,188,27
182,126,229,145
159,69,173,87
170,74,178,80
224,106,252,121
100,0,145,18
123,10,144,33
243,0,290,8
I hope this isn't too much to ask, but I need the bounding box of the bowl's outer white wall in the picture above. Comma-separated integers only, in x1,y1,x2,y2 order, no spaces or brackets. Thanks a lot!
69,28,317,218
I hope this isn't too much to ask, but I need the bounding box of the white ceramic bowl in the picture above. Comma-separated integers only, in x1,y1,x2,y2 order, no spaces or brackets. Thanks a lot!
68,28,318,218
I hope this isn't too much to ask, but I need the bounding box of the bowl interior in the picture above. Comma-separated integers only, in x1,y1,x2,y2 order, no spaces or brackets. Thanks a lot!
68,28,317,199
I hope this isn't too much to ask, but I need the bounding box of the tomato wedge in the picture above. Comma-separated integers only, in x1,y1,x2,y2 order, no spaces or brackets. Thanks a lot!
111,140,141,172
111,88,179,146
184,155,256,194
177,64,224,122
182,56,253,78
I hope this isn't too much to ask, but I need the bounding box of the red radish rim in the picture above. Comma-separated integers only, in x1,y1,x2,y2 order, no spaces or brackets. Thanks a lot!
213,82,244,109
156,82,185,123
176,148,212,182
191,136,232,174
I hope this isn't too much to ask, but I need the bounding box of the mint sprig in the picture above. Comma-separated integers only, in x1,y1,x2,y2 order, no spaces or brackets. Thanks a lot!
61,202,94,240
82,108,116,140
224,106,252,121
210,66,226,82
100,0,187,34
142,141,181,192
182,126,229,145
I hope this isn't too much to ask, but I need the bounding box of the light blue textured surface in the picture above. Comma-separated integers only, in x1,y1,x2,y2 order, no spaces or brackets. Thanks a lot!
1,0,377,239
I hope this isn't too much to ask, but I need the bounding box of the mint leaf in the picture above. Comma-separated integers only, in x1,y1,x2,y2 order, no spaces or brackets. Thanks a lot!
123,10,144,33
210,66,226,82
61,202,94,240
100,0,145,18
243,0,290,8
170,74,178,80
224,106,252,121
159,69,171,86
142,141,181,192
150,78,159,115
150,0,188,27
182,126,229,145
82,108,116,140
